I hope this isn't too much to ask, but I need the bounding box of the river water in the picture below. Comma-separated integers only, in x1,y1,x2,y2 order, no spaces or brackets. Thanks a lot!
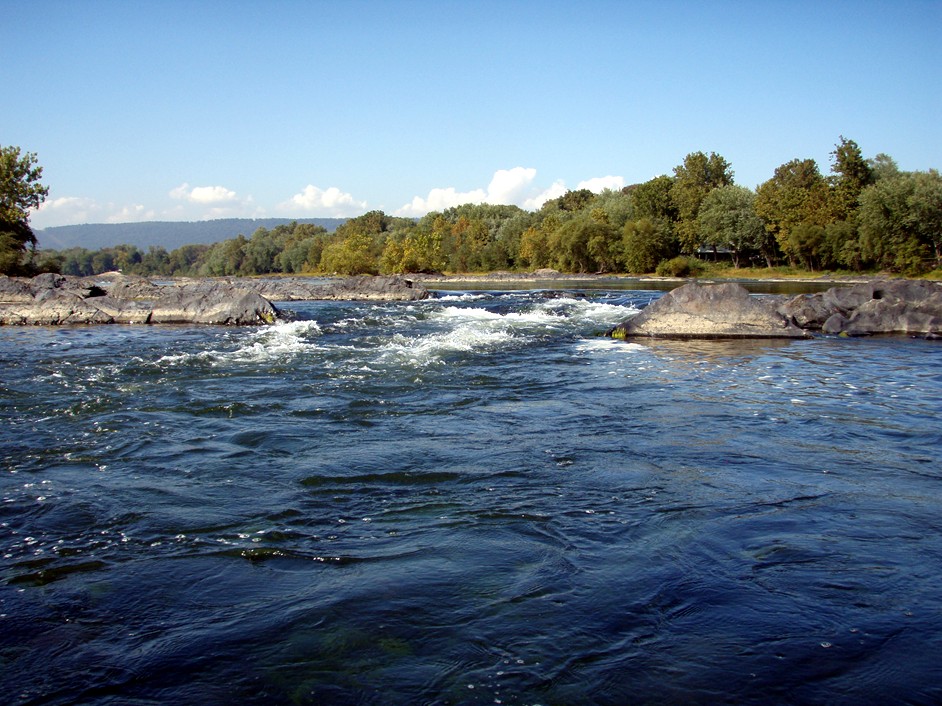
2,287,941,705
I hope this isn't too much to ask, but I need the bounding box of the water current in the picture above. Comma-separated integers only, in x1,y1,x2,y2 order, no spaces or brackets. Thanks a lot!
2,286,941,705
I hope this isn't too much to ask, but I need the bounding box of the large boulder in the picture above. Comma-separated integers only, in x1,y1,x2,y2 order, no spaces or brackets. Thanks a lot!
780,280,942,337
609,282,809,339
148,285,278,325
316,275,430,301
0,275,34,303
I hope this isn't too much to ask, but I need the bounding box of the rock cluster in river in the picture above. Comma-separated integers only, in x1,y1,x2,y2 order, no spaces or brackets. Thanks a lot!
779,280,942,337
0,273,429,326
611,282,809,339
610,280,942,340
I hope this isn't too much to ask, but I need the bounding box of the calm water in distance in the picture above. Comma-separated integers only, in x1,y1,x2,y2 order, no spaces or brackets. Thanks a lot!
2,285,941,705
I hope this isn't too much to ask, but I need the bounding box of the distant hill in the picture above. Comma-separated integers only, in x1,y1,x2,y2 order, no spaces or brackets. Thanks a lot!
36,218,347,251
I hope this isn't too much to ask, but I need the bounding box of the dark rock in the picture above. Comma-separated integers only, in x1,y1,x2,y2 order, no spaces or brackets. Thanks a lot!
610,282,809,339
781,280,942,337
29,272,69,292
0,275,36,303
0,275,279,326
317,275,430,301
103,276,165,300
246,277,333,301
149,285,278,325
778,293,836,330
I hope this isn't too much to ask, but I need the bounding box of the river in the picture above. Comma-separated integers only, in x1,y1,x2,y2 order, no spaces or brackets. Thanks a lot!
2,286,941,705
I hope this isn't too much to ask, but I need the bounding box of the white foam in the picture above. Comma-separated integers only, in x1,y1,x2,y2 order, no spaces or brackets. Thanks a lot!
436,293,491,302
378,326,515,365
575,338,645,353
158,319,323,366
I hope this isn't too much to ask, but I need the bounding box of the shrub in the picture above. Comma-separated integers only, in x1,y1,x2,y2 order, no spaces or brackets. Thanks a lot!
655,256,707,277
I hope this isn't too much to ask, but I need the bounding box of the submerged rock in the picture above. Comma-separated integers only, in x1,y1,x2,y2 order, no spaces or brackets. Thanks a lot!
609,282,810,339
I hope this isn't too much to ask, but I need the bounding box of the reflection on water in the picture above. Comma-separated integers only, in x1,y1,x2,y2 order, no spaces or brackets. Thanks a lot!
630,336,802,360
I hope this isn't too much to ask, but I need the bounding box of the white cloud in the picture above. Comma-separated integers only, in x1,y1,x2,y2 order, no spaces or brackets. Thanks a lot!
169,183,238,204
281,185,367,217
522,180,568,211
32,196,156,229
395,168,626,217
485,167,537,204
105,204,157,223
395,186,487,217
577,175,626,192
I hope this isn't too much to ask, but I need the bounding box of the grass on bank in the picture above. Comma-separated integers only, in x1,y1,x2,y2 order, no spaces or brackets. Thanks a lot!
653,257,942,281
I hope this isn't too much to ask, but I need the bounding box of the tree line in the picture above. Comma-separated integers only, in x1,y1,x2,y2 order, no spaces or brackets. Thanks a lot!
5,138,942,278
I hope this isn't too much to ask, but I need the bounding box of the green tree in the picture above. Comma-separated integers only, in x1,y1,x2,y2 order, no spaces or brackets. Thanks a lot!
0,146,49,274
318,232,379,275
859,170,942,274
140,246,171,276
546,215,610,273
590,188,634,231
630,175,678,224
545,188,596,213
622,218,676,273
754,158,831,265
167,244,209,275
517,225,551,269
241,227,282,274
199,234,248,276
697,185,769,268
828,136,874,221
868,153,900,183
276,223,328,273
670,152,734,254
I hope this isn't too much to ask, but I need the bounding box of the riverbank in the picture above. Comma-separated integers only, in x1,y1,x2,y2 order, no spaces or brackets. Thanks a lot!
407,269,881,287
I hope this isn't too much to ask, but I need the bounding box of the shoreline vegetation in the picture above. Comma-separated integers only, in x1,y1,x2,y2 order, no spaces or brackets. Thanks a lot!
4,139,941,284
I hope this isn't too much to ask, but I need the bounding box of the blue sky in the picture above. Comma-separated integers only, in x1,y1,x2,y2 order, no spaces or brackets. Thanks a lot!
3,0,939,230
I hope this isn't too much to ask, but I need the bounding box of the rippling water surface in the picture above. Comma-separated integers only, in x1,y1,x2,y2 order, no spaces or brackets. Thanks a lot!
2,288,941,705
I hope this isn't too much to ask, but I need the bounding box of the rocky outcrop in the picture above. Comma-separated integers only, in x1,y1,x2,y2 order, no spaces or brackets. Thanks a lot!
244,278,333,301
0,273,431,325
314,275,430,301
779,280,942,337
610,282,810,339
609,279,942,341
0,274,279,326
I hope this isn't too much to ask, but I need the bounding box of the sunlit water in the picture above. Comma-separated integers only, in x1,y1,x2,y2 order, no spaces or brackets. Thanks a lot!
2,288,941,705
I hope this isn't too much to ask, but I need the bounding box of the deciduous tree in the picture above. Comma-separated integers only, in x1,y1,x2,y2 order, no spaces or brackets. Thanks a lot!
670,152,734,254
1,146,49,274
755,158,831,264
697,185,769,268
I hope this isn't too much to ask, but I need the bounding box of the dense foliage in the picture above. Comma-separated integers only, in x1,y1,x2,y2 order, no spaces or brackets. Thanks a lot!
24,137,942,278
1,145,49,274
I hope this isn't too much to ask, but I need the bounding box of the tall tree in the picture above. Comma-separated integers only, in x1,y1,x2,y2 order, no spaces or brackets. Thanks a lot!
630,175,678,225
0,146,49,274
697,185,770,268
670,152,734,254
622,217,676,273
754,158,831,264
858,170,942,274
828,136,874,221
